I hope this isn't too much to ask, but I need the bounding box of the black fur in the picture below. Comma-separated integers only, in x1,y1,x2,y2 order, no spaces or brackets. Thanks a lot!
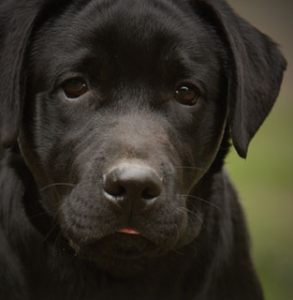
0,0,286,299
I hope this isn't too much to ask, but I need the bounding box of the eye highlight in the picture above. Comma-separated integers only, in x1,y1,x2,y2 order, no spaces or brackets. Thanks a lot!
62,78,89,99
174,84,199,106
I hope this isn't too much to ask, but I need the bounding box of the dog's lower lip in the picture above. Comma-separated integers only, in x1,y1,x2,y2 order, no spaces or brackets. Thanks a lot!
118,227,140,235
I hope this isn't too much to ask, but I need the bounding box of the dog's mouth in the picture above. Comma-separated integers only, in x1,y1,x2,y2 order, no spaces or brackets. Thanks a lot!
69,229,161,261
118,227,141,235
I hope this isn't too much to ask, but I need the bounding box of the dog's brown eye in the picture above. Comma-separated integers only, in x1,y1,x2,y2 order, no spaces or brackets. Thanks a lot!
62,78,88,99
175,85,199,106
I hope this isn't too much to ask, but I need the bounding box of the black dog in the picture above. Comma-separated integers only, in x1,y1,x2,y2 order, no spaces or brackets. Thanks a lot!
0,0,286,299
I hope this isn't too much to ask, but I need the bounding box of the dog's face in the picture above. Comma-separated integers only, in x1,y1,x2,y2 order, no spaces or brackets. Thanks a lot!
20,0,227,272
0,0,285,277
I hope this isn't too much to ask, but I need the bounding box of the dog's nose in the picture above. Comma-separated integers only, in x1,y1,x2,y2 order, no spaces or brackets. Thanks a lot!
103,163,162,210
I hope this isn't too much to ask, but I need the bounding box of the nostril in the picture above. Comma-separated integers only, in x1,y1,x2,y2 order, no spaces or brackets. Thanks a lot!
141,184,162,201
103,175,125,200
106,184,125,199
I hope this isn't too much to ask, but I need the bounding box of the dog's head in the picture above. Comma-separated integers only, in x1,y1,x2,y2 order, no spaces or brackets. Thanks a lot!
0,0,286,276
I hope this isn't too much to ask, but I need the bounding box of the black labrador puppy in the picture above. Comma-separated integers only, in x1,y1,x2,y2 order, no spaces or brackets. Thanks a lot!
0,0,286,299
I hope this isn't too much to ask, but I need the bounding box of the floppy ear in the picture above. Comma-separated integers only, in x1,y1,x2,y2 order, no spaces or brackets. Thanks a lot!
0,0,64,148
0,1,41,148
195,0,286,158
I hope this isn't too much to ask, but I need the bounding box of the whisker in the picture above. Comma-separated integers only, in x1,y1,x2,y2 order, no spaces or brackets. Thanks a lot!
175,166,205,172
40,204,63,244
179,206,204,224
28,211,50,219
179,194,221,211
40,183,75,192
174,224,180,245
171,247,185,256
53,231,61,251
42,222,59,243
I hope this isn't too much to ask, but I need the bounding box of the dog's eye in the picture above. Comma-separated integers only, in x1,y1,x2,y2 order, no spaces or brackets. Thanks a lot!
62,78,88,99
175,85,199,106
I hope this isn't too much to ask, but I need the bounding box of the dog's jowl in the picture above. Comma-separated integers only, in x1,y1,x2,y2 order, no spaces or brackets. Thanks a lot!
0,0,286,299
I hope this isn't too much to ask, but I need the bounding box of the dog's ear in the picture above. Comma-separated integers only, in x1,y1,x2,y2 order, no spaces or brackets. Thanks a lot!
0,0,63,148
195,0,286,158
0,1,41,148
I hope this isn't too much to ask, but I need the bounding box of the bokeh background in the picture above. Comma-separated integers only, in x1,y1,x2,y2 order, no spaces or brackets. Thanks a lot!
226,1,293,299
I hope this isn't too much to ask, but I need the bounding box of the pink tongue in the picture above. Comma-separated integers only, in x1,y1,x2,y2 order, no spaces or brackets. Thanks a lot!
118,227,140,235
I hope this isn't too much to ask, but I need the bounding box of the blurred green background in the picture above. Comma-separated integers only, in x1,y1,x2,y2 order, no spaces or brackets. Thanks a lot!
226,1,293,299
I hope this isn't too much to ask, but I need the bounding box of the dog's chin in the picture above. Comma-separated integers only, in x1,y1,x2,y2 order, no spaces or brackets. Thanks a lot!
68,232,167,277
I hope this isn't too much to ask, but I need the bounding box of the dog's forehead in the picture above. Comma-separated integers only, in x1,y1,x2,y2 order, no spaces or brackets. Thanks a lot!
78,0,195,43
69,0,197,39
30,0,221,88
36,1,214,56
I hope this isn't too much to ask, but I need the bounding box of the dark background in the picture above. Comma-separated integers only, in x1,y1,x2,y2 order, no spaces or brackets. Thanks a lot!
226,1,293,299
